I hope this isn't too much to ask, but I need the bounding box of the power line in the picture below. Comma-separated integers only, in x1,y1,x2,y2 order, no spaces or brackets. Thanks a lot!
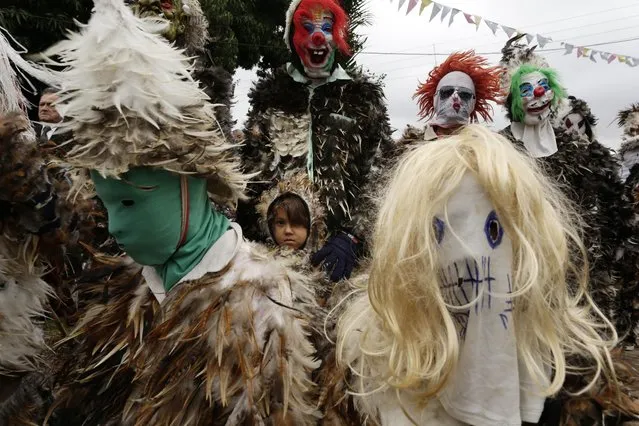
358,36,639,58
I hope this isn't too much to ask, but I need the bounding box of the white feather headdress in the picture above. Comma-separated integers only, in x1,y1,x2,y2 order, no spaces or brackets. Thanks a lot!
42,0,247,206
0,27,59,115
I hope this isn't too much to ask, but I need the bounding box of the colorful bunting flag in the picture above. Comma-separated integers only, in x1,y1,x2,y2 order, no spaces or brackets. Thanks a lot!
485,20,499,35
449,8,460,27
388,0,637,69
536,35,552,48
502,25,516,37
563,43,575,55
474,15,482,30
406,0,419,14
440,5,450,22
419,0,432,15
429,2,442,22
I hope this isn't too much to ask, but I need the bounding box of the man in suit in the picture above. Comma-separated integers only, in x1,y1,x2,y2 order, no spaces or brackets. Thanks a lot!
36,87,65,146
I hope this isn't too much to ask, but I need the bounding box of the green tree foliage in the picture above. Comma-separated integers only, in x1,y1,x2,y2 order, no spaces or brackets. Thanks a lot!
0,0,371,72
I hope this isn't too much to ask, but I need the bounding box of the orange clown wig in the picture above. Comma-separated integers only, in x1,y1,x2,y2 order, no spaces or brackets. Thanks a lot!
414,51,504,123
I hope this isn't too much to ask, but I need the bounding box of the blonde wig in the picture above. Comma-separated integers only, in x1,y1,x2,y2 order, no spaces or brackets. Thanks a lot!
336,124,617,412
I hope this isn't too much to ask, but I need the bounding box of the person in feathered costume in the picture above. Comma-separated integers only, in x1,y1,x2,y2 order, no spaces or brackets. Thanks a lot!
499,35,637,335
126,0,235,135
0,29,68,425
45,1,321,424
618,104,639,349
238,0,393,282
318,126,638,426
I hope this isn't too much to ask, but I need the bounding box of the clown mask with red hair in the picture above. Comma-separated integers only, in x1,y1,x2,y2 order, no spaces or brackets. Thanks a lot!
414,51,503,129
288,0,351,79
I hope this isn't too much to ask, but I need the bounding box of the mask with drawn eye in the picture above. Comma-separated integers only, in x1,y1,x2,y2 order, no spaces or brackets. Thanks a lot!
433,173,514,339
562,112,588,137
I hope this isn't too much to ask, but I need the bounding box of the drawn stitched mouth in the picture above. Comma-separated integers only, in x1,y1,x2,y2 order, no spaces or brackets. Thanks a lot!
308,48,329,66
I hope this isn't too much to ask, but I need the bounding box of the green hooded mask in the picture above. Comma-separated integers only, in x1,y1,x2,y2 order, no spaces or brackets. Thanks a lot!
91,167,230,291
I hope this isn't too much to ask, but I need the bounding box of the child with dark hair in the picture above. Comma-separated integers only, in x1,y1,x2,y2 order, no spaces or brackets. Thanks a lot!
257,173,327,253
267,193,310,250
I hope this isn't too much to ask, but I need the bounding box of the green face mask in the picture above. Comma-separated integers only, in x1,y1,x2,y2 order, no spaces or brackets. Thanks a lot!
91,167,230,291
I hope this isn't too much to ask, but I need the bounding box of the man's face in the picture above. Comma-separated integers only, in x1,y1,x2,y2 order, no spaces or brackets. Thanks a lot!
518,71,554,125
125,0,186,41
293,5,337,79
38,93,62,123
432,71,476,129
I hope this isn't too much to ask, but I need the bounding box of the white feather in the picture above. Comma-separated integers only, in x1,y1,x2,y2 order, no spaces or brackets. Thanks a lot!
44,0,210,132
0,239,52,374
0,27,59,115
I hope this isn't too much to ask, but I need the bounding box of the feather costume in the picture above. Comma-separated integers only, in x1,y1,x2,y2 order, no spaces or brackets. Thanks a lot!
126,0,236,135
237,0,393,246
44,1,321,424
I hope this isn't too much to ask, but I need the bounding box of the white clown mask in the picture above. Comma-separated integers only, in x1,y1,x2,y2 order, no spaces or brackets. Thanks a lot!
562,112,588,137
435,173,547,425
432,71,476,129
519,71,554,126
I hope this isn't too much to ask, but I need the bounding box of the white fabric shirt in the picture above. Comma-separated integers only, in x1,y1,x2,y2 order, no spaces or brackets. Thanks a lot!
511,121,557,158
142,222,243,304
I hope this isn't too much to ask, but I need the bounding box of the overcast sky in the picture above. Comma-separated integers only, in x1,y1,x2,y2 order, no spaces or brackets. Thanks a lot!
232,0,639,150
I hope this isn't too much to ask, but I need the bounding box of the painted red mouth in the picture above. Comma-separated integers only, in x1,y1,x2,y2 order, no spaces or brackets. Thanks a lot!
527,102,550,114
307,48,329,66
160,0,173,10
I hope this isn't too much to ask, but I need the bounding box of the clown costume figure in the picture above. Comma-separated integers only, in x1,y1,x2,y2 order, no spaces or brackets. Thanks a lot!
411,50,503,141
238,0,393,282
499,36,637,337
126,0,235,135
317,125,639,426
43,1,321,424
500,35,565,158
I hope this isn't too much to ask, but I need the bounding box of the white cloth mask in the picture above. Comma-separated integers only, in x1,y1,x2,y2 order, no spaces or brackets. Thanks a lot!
432,71,476,129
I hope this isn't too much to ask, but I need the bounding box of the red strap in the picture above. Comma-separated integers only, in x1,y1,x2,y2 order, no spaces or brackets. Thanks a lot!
177,175,189,248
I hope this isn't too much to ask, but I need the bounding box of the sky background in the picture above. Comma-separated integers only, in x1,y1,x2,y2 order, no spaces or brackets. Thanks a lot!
231,0,639,149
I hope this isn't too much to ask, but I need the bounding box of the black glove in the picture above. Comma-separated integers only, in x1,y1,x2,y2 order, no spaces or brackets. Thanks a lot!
311,231,361,282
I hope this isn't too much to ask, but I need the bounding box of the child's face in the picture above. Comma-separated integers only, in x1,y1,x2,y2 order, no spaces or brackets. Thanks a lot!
273,208,308,250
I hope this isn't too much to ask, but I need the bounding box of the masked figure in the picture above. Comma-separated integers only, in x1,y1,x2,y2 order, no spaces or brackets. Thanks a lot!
318,125,638,426
126,0,235,134
500,36,565,158
617,103,639,349
45,1,320,424
499,36,637,339
411,51,503,140
239,0,393,282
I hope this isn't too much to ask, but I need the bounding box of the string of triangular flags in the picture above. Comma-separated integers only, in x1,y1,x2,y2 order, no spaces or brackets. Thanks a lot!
391,0,638,68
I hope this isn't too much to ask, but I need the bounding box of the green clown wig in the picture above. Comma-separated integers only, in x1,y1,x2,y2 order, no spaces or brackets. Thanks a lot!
508,64,566,123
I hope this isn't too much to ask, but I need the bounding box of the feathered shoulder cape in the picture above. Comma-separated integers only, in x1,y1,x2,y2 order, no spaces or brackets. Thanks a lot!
239,65,393,241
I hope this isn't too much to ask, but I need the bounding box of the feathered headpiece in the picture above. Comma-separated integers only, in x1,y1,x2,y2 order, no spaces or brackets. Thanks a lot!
256,173,327,251
617,103,639,132
413,50,504,123
284,0,350,55
42,0,247,206
0,28,58,115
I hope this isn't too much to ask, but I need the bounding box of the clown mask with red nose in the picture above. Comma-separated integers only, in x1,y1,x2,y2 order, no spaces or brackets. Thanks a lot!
518,71,554,125
289,0,350,79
